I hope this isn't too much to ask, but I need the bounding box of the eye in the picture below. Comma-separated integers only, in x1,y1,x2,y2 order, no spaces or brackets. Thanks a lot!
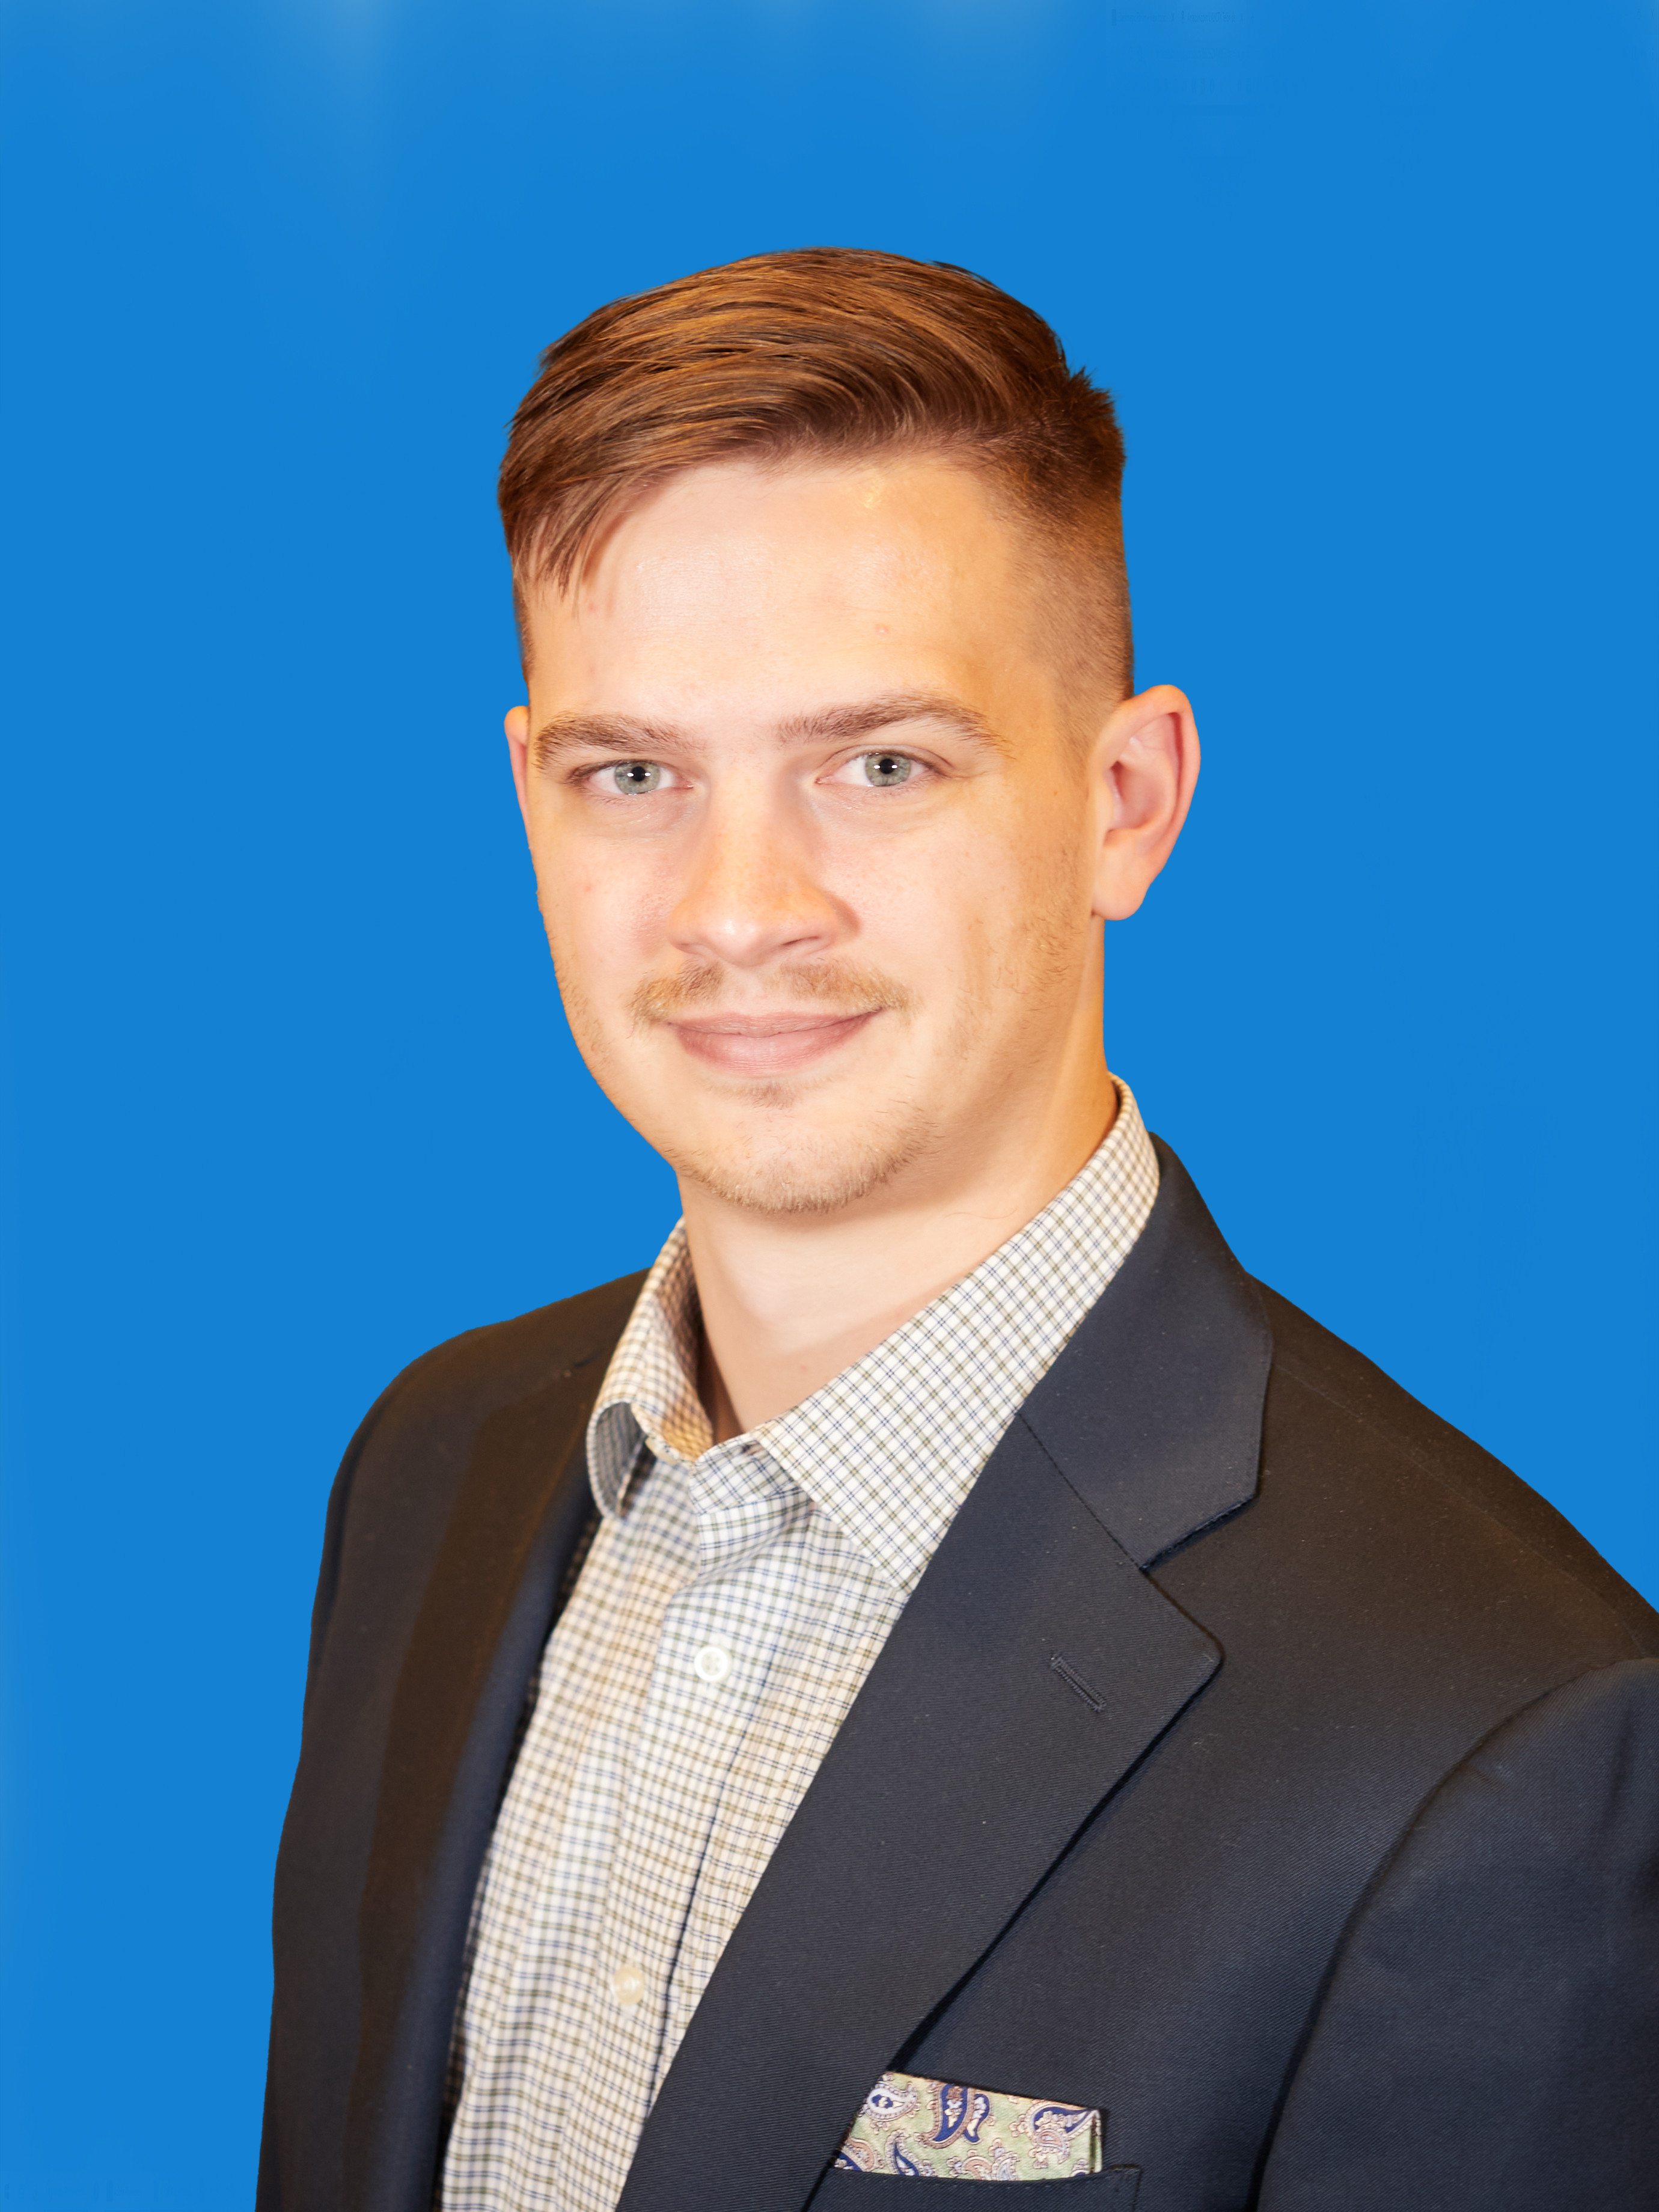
593,759,672,796
838,750,917,789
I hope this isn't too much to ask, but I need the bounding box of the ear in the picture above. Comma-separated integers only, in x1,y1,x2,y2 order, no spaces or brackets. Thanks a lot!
1090,683,1200,921
505,703,533,830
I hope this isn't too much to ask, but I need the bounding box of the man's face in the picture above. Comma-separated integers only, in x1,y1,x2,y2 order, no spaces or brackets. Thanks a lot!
510,456,1138,1217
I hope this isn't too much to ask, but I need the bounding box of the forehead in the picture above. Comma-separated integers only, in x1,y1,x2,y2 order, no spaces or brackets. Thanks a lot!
519,457,1051,722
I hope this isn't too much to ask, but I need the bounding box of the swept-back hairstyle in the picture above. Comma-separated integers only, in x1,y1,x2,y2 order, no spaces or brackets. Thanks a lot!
500,247,1132,694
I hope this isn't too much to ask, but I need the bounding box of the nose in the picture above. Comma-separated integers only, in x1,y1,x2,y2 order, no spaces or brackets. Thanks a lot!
666,784,850,972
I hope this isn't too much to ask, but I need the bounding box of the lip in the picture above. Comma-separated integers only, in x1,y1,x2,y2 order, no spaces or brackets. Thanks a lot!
666,1009,880,1077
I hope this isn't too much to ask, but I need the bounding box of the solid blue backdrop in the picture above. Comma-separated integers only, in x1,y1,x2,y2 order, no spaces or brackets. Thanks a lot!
1,1,1654,2204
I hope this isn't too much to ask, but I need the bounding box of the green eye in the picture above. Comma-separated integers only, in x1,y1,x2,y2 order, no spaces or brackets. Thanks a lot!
611,761,662,795
863,753,913,787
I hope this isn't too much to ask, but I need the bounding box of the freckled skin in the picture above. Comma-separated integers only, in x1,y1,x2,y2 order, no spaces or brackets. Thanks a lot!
507,456,1197,1431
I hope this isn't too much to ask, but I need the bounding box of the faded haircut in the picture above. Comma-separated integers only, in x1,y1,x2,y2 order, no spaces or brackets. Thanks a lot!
500,247,1132,703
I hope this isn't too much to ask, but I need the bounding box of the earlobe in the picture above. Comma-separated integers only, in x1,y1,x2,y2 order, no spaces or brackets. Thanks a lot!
1091,685,1200,922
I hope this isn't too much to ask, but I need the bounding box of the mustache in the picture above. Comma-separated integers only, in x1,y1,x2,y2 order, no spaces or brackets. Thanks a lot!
630,962,915,1027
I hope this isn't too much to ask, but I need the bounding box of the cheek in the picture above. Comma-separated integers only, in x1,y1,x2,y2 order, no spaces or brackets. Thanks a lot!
834,834,1020,992
846,799,1083,973
533,834,668,997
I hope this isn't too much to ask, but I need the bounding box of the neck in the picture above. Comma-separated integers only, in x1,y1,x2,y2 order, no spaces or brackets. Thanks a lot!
683,1061,1119,1441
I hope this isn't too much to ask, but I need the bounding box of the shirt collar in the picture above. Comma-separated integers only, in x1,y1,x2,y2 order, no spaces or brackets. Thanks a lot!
586,1231,709,1516
587,1082,1160,1595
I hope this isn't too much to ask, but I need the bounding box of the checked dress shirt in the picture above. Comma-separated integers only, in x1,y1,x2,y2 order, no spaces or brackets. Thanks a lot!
437,1083,1161,2212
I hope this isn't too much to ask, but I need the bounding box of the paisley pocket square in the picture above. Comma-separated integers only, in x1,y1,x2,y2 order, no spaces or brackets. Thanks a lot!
835,2070,1101,2180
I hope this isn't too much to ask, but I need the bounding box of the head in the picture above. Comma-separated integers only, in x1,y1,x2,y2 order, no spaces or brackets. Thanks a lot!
501,249,1197,1220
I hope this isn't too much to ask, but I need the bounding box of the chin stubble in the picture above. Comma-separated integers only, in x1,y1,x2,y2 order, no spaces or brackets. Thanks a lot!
668,1095,941,1216
630,959,939,1215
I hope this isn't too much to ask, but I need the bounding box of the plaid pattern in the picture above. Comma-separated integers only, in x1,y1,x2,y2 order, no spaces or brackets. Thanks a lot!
438,1086,1159,2212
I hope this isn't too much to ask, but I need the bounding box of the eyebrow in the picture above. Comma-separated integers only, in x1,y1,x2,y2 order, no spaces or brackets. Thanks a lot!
776,692,1013,757
531,713,682,772
530,691,1011,771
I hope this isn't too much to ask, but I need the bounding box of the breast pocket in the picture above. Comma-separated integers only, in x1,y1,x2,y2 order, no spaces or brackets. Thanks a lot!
807,2168,1141,2206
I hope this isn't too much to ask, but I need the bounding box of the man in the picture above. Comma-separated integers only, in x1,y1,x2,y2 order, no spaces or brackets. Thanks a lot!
260,250,1658,2212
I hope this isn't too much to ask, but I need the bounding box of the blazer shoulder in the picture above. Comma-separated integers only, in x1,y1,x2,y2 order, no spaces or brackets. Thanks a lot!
358,1266,647,1450
1253,1278,1659,1655
297,1268,645,1696
314,1268,643,1586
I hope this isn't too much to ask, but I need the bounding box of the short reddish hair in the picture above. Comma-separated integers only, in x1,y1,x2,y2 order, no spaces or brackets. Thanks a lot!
500,247,1132,695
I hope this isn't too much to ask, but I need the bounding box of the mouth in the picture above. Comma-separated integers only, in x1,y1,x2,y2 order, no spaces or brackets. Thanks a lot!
665,1008,881,1077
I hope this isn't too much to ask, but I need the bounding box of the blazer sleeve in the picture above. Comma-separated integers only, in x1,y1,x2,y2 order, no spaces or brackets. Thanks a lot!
1257,1655,1659,2212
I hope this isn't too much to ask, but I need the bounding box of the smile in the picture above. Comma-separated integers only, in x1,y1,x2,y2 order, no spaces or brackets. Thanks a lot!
666,1009,881,1077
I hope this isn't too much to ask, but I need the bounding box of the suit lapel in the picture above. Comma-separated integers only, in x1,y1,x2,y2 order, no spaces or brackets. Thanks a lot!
620,1143,1270,2212
1020,1139,1273,1566
346,1279,641,2212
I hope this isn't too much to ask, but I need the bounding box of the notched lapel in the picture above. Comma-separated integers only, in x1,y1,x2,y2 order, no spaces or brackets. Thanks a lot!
618,1419,1220,2212
1021,1140,1273,1567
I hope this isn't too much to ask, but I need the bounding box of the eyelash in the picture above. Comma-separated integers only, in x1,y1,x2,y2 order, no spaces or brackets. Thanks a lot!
842,750,919,789
582,760,680,797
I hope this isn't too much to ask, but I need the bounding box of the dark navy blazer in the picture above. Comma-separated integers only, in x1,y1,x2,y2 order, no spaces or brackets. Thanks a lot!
258,1143,1659,2211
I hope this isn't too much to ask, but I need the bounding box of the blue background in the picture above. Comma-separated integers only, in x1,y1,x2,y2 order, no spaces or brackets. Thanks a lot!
1,0,1654,2204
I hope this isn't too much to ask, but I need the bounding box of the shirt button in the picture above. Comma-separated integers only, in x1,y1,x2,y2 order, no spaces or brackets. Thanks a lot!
692,1643,733,1684
610,1964,645,2007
